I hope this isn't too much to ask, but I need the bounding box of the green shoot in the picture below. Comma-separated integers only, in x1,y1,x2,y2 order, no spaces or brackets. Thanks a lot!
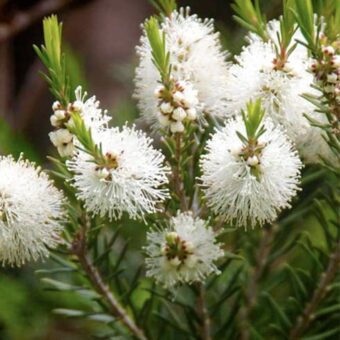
149,0,177,17
232,0,269,41
33,15,71,106
292,0,316,52
240,99,266,142
144,17,171,87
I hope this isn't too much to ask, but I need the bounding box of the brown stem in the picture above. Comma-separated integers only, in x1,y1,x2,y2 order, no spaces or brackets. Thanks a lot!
173,133,188,211
289,240,340,340
238,225,276,340
197,283,212,340
72,223,147,340
0,0,74,43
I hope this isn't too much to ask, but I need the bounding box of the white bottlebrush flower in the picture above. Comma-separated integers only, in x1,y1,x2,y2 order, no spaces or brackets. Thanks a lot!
200,117,303,228
134,7,230,130
0,155,65,267
144,211,223,288
67,125,169,220
224,19,334,164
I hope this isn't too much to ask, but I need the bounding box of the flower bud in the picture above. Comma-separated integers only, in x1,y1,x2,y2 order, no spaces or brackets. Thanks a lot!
327,73,338,83
57,143,75,158
173,91,185,103
72,100,83,112
165,232,178,245
158,114,170,127
172,107,187,121
247,155,259,166
331,55,340,68
322,45,335,55
170,121,185,133
169,256,181,267
160,102,173,114
50,115,59,127
186,108,197,120
52,101,61,111
154,85,164,98
49,129,73,147
96,167,110,180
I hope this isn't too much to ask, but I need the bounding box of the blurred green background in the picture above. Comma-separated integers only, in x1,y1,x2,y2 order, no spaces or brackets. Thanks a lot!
0,0,291,339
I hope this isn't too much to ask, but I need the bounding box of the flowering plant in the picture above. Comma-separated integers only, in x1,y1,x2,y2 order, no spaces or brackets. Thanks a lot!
1,0,339,339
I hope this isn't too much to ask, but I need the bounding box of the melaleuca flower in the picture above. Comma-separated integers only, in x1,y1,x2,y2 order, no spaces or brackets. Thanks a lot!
225,21,314,138
49,86,111,157
200,116,303,228
144,211,223,288
67,125,169,220
223,20,333,165
134,7,230,131
0,155,65,266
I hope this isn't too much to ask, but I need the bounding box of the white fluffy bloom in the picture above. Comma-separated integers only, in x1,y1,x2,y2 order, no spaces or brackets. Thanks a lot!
135,7,230,130
226,21,314,138
144,211,223,288
200,117,303,228
67,125,169,220
0,155,65,266
224,20,335,164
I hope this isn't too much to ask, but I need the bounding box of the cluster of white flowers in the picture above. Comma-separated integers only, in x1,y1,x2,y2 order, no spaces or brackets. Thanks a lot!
67,125,170,220
0,155,65,266
311,44,340,100
135,7,229,131
200,117,303,228
144,212,223,288
154,80,199,133
2,6,337,295
49,86,110,157
224,20,335,164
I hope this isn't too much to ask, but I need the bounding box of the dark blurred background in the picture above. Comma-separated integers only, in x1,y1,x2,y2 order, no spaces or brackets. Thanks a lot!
0,0,281,338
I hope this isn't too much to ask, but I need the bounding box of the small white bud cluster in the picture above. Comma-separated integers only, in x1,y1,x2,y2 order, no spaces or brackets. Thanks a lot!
48,87,109,158
311,45,340,101
94,151,119,181
161,231,196,269
49,100,80,157
154,80,199,133
231,141,266,177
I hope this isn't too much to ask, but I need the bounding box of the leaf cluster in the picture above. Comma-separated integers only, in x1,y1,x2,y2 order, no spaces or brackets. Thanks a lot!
144,17,172,87
149,0,177,17
33,16,71,106
232,0,269,41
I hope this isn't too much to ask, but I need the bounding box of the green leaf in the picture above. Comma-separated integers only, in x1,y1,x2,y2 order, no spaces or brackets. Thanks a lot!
293,0,316,52
232,0,268,41
33,15,71,105
302,326,340,340
144,16,171,86
261,292,292,329
149,0,176,16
